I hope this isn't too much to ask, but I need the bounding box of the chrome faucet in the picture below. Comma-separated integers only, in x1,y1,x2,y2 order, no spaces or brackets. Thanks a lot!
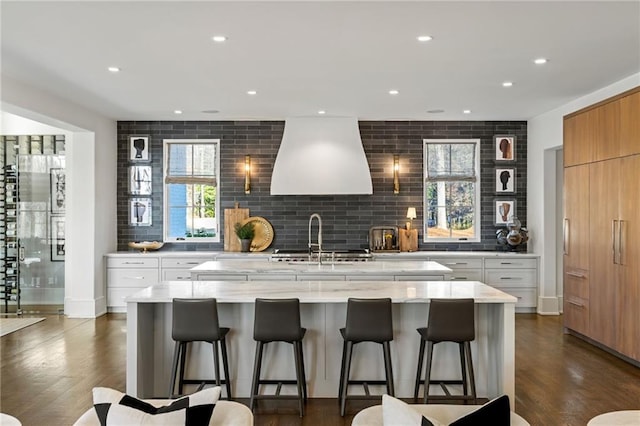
308,213,323,263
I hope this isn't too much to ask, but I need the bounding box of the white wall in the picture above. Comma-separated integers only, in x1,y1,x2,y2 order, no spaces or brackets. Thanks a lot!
1,75,118,318
528,73,640,315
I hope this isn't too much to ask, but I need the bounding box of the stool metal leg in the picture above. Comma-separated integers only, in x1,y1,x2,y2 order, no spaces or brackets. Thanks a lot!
423,341,434,404
169,341,181,398
212,341,221,389
337,340,347,404
382,341,395,396
298,341,308,401
464,341,477,404
340,341,354,417
220,337,232,400
249,341,264,412
459,342,468,400
178,342,188,396
414,338,426,400
293,341,304,417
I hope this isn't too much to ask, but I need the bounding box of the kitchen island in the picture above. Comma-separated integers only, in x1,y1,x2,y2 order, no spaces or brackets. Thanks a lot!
190,259,453,281
126,280,517,403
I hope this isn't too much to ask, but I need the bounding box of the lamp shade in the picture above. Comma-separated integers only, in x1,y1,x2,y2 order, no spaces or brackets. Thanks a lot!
406,207,417,220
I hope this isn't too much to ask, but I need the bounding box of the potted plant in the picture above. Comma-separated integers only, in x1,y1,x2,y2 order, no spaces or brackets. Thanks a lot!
234,221,255,252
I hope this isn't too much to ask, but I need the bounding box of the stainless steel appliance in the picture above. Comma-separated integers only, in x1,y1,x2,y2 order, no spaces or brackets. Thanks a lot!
369,226,400,252
271,249,372,262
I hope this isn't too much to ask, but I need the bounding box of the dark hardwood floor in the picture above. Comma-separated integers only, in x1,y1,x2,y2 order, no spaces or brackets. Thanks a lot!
1,313,639,425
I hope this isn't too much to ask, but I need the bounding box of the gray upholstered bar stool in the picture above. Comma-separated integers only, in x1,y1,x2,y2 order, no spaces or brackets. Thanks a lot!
249,298,307,417
413,298,477,404
168,298,232,399
338,297,394,417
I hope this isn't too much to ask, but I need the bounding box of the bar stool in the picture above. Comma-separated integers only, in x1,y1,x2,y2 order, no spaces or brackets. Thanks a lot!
249,298,307,417
338,298,394,417
413,298,477,404
168,298,232,399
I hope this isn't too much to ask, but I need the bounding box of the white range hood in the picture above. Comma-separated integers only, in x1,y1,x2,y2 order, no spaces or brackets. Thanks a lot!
270,117,373,195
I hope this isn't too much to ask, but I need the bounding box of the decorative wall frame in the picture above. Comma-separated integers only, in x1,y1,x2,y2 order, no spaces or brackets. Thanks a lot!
129,135,151,162
50,168,65,213
495,135,516,161
494,199,516,225
130,198,152,226
50,216,65,261
495,168,516,193
129,166,152,195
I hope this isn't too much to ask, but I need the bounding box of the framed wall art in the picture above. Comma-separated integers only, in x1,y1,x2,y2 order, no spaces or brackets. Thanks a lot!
130,198,152,226
494,199,516,226
495,168,516,193
129,135,151,162
50,216,65,261
129,166,152,195
495,135,516,161
50,168,65,213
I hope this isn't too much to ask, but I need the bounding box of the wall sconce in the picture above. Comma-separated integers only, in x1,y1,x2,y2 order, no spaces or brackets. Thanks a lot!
406,207,417,230
244,155,251,194
393,155,400,194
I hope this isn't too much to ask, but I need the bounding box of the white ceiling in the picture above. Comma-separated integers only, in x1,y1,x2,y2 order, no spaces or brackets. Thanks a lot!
2,1,639,121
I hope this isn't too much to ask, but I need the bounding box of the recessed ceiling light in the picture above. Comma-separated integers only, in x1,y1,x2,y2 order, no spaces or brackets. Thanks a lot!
212,36,227,42
389,90,399,95
427,109,445,114
174,110,183,115
318,110,326,115
247,90,257,95
463,110,472,114
107,67,120,73
502,81,513,87
417,35,433,42
534,58,548,65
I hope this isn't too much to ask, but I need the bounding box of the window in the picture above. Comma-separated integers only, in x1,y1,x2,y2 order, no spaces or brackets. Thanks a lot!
423,139,480,242
163,139,220,242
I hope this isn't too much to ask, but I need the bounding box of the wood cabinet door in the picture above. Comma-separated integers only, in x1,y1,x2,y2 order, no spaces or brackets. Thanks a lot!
589,159,620,348
564,113,594,167
619,90,640,157
592,100,621,162
617,154,640,360
563,165,590,271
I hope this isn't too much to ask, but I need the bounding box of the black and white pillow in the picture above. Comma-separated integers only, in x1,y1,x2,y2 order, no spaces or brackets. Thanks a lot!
93,386,220,426
382,394,511,426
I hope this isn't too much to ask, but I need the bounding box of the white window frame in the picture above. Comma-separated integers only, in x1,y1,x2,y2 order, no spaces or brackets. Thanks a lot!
163,139,220,243
423,138,481,243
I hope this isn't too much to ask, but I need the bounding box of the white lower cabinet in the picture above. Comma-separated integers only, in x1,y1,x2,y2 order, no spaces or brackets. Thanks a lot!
161,257,212,281
484,258,538,311
106,258,159,312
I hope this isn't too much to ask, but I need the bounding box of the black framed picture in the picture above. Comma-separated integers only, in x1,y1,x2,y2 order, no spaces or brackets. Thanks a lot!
129,166,152,195
495,135,516,161
494,199,516,226
496,168,516,193
51,216,65,261
129,135,151,162
50,168,65,213
130,198,152,226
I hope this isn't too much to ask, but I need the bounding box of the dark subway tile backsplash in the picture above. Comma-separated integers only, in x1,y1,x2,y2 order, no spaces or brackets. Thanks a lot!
117,120,527,252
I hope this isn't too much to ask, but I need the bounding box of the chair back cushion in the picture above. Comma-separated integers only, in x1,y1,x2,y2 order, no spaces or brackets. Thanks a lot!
426,299,475,343
344,298,393,343
172,299,222,342
253,298,303,342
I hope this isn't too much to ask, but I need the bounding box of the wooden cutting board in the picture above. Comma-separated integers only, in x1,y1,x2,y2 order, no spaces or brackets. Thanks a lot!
224,204,249,252
399,229,418,252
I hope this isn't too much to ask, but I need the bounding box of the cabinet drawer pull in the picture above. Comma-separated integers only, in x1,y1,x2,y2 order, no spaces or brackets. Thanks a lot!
568,300,584,308
567,272,585,278
451,277,468,280
178,261,200,265
500,277,521,280
125,276,145,280
445,262,468,266
500,262,513,265
123,261,144,265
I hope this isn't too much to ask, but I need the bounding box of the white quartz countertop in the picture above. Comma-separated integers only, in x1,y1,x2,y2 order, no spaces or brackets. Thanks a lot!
190,260,452,274
125,280,517,304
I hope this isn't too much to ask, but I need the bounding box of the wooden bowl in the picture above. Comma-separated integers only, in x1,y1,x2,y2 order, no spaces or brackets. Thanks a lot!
128,241,164,253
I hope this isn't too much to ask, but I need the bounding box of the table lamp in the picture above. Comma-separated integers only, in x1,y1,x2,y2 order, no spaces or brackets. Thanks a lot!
406,207,417,230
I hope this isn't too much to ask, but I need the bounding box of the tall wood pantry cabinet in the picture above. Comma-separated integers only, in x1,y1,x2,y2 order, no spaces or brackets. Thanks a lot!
563,87,640,363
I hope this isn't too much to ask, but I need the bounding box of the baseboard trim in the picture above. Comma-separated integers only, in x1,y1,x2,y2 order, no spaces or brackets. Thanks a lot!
565,328,640,368
537,296,560,315
65,296,107,318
